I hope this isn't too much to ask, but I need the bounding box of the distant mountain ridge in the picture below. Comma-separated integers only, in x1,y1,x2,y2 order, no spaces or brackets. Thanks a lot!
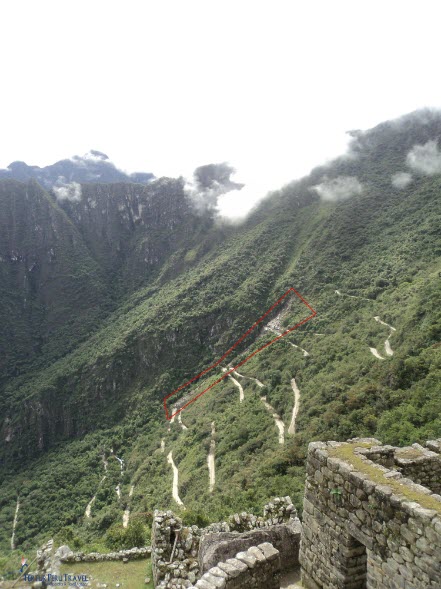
0,150,155,189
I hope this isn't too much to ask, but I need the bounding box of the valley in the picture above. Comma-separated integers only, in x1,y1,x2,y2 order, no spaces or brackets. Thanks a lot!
0,110,440,577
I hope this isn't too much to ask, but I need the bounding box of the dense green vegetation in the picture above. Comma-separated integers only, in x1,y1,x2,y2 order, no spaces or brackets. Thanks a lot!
0,110,440,570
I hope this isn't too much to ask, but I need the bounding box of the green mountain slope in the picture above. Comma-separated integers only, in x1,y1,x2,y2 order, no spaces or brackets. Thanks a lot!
0,110,440,562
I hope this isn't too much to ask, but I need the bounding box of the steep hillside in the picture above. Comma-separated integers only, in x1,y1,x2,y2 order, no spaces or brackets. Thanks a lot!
0,180,110,381
58,178,211,292
0,110,440,563
0,177,216,383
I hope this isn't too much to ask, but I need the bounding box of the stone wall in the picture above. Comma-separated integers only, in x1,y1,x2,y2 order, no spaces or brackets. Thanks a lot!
59,546,151,563
151,497,299,589
198,519,300,574
299,437,441,589
192,542,281,589
151,511,201,587
361,441,441,494
393,443,441,495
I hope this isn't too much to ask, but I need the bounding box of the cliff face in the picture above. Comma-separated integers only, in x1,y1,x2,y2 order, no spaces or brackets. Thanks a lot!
58,178,206,290
0,180,110,380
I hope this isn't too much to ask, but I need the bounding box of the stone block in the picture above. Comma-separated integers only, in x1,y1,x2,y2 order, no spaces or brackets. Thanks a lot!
246,546,266,562
216,561,241,578
235,551,257,568
225,558,248,573
208,567,227,579
195,579,215,589
256,542,279,562
201,572,226,588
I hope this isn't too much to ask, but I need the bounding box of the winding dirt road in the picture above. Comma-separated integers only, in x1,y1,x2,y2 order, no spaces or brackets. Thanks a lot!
222,368,244,402
85,476,106,518
11,497,19,550
167,451,185,507
207,422,216,493
232,369,264,388
232,369,284,444
374,316,396,356
335,289,370,301
265,325,309,356
178,413,188,430
288,342,309,357
260,397,285,444
122,485,135,528
161,439,165,453
230,376,244,402
111,450,124,472
369,347,385,360
288,379,301,435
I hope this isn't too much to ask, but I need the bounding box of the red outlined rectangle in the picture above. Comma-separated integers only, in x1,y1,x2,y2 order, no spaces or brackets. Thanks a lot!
163,288,316,419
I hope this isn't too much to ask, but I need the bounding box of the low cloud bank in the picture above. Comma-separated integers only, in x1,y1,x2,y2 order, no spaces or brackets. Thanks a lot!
391,172,412,189
53,182,82,201
406,140,441,175
185,162,244,214
311,176,363,202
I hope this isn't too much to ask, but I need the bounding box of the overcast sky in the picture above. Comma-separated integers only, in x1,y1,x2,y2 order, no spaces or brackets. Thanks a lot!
2,1,441,217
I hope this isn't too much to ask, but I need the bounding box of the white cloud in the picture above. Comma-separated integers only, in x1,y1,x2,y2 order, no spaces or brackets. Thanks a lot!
53,182,82,202
391,171,412,189
406,140,441,175
311,176,363,202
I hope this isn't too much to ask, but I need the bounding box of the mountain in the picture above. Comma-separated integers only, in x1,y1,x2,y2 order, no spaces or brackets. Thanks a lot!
0,151,154,190
0,110,440,564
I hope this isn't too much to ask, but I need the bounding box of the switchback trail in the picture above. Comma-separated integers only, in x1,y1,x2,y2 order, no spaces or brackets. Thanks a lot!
178,412,188,430
85,454,109,518
161,439,165,452
122,485,135,528
232,369,284,444
167,451,185,507
85,476,106,518
374,316,396,356
265,325,310,357
288,379,301,435
222,367,244,402
288,342,309,357
335,289,371,301
111,450,125,472
260,397,285,444
369,347,385,360
207,422,216,493
231,368,264,388
11,497,19,550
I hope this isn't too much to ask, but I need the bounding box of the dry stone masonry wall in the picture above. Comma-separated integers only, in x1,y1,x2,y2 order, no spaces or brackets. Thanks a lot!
299,437,441,589
151,497,299,589
193,542,281,589
59,546,151,563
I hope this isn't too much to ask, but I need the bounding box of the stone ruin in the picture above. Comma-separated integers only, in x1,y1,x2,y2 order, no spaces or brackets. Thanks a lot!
151,496,301,588
33,438,441,589
300,438,441,589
